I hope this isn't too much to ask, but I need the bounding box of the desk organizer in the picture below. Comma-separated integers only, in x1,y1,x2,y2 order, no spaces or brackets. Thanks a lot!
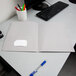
16,9,27,21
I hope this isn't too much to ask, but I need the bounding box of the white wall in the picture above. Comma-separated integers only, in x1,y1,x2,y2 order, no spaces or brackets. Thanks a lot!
0,0,24,23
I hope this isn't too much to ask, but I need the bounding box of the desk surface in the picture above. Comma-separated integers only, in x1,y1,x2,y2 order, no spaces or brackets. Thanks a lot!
0,0,76,76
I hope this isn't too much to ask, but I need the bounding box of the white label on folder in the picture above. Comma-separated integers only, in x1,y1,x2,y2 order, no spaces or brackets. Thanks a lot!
14,40,27,47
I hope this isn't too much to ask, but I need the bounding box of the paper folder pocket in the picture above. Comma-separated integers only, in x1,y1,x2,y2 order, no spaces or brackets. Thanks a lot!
14,40,27,47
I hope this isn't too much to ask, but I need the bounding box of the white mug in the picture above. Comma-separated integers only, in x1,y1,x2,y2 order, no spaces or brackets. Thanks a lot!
16,9,27,21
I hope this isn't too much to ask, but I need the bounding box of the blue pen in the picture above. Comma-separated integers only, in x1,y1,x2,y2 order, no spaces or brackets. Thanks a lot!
30,60,46,76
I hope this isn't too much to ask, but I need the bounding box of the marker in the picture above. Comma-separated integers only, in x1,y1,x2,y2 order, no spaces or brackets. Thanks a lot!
15,6,20,11
22,4,25,11
17,4,22,11
29,60,46,76
23,4,26,11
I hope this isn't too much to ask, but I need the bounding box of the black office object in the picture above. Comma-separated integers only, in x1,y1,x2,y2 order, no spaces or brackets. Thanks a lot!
36,1,69,21
69,0,76,4
32,2,49,11
0,56,21,76
0,31,4,39
74,44,76,52
24,0,49,10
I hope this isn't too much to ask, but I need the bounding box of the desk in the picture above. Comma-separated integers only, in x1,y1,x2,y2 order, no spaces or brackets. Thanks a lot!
0,0,76,76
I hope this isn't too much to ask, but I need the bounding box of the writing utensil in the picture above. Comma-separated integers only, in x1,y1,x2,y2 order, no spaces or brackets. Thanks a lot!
22,4,25,11
17,4,22,11
23,4,26,11
15,6,20,11
29,60,46,76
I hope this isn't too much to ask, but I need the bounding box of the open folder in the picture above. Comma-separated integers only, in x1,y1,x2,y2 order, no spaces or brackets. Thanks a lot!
2,21,74,52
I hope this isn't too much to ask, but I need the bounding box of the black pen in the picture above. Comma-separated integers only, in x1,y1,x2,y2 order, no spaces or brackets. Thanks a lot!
17,4,22,11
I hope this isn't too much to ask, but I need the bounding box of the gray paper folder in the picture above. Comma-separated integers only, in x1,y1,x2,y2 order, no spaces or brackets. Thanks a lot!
2,21,38,52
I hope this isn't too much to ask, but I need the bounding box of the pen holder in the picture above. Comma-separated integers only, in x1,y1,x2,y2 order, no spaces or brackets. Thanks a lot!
16,9,27,21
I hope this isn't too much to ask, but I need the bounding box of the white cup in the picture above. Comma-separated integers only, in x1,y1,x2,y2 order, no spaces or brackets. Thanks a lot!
16,9,27,21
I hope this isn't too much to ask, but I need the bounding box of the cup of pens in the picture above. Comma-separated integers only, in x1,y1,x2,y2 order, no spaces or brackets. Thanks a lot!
15,4,27,21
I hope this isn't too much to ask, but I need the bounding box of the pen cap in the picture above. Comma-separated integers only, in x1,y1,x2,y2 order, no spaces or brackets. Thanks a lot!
41,60,46,66
16,9,27,21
